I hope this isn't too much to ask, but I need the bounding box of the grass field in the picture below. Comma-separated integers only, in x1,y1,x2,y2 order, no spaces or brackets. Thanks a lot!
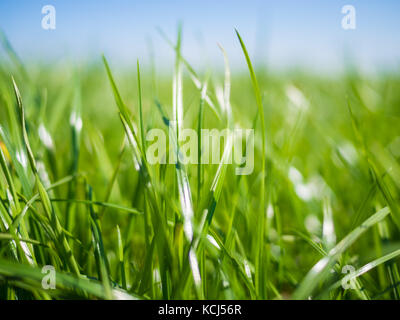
1,29,400,300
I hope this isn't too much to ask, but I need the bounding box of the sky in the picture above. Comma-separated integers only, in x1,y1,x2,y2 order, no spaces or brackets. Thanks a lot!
0,0,400,73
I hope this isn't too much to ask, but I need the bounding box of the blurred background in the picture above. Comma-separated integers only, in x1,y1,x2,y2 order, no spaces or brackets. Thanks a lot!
0,0,400,74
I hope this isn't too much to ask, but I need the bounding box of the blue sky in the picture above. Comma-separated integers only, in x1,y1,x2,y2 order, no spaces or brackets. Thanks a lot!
0,0,399,73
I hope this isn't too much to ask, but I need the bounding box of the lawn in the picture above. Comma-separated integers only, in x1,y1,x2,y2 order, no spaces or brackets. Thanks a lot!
0,29,400,300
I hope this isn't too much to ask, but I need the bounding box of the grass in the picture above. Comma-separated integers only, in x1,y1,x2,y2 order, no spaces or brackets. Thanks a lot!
0,29,400,300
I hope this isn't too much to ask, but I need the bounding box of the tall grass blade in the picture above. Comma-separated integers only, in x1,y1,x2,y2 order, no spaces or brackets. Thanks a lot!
293,206,391,299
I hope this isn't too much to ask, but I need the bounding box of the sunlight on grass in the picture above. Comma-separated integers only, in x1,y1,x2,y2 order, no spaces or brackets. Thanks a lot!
0,29,400,300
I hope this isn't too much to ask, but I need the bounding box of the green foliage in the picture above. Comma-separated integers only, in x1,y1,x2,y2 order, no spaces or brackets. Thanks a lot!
0,30,400,300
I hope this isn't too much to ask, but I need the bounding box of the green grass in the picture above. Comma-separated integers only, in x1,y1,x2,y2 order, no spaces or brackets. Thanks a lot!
0,29,400,300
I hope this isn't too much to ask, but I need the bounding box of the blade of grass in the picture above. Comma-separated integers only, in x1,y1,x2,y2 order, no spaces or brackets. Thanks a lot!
137,59,146,156
87,185,112,299
116,225,127,290
236,29,267,299
0,258,139,300
293,206,390,299
12,77,80,276
157,27,220,120
323,248,400,295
